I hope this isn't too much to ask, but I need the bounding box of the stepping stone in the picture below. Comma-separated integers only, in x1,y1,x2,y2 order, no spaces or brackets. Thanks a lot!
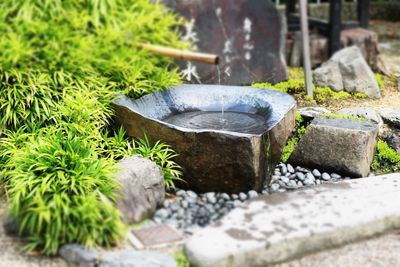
128,224,184,249
289,116,379,177
184,173,400,267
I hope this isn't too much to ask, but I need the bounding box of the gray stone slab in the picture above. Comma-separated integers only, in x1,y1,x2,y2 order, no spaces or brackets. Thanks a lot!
289,116,379,177
99,250,176,267
379,108,400,128
184,174,400,267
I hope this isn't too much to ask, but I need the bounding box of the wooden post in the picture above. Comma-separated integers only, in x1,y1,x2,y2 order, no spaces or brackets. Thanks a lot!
357,0,370,28
299,0,313,98
329,0,342,55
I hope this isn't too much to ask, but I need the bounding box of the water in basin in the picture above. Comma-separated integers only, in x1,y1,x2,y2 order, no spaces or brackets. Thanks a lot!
162,111,267,134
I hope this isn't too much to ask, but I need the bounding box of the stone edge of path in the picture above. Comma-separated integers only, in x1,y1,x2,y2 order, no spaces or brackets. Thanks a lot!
184,173,400,267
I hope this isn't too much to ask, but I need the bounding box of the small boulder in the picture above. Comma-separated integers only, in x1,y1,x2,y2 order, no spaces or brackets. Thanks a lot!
314,46,381,98
379,108,400,128
314,60,343,92
59,244,98,267
298,107,331,122
114,156,165,224
289,116,379,177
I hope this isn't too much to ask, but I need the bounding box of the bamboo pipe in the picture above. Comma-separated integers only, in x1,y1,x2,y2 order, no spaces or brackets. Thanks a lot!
137,43,219,65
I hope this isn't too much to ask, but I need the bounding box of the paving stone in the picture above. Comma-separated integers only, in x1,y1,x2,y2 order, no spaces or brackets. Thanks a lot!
59,244,98,267
184,173,400,267
289,116,379,177
99,250,176,267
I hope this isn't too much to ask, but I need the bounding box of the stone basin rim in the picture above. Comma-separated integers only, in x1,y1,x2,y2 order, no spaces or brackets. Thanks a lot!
114,84,296,137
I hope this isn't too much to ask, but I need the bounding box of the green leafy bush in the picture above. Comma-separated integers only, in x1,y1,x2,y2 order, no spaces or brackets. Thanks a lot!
371,139,400,173
5,132,124,255
0,0,187,131
0,0,187,255
100,130,183,188
0,71,62,130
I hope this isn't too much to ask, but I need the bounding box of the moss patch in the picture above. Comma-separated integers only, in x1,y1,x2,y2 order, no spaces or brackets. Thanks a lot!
280,113,307,163
172,250,190,267
371,139,400,174
253,67,375,105
322,113,366,121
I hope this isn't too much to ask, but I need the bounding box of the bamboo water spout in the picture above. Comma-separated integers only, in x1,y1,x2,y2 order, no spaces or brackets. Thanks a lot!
137,43,219,65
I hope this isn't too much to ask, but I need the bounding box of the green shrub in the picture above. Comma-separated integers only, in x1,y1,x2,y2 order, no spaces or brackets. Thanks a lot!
100,129,183,188
0,71,62,130
0,0,187,255
5,132,125,255
371,139,400,173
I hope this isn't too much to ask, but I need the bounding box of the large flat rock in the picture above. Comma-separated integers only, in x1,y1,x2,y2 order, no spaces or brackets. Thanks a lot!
184,174,400,267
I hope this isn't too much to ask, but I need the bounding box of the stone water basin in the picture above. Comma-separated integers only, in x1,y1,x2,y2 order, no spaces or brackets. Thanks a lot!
113,84,296,193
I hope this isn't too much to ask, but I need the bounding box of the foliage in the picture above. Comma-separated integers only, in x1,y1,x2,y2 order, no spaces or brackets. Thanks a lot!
130,135,183,189
0,0,187,131
0,0,187,255
172,250,190,267
375,73,384,90
371,139,400,174
322,113,366,121
100,130,183,188
280,113,307,163
4,132,125,255
253,67,368,104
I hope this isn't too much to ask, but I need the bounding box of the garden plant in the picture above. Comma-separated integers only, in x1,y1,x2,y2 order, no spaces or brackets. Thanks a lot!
0,0,187,255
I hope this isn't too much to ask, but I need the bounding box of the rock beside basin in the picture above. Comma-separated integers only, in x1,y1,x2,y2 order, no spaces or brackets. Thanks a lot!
113,85,296,193
113,156,165,224
289,116,378,177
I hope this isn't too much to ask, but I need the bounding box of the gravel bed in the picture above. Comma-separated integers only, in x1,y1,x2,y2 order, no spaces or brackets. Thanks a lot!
152,163,357,232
